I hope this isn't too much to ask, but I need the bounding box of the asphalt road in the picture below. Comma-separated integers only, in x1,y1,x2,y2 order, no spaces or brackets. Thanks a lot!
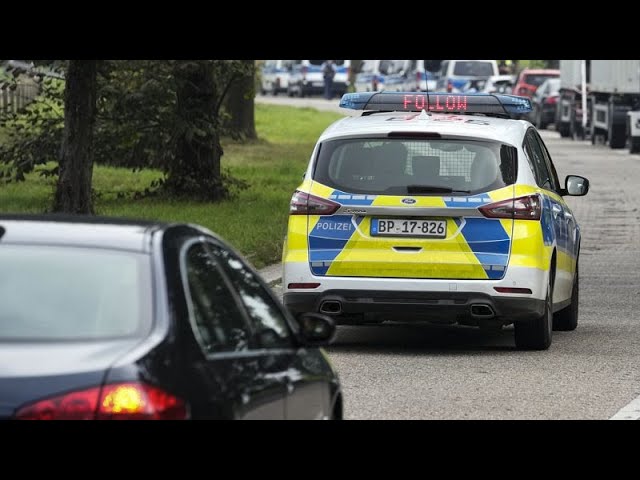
262,96,640,419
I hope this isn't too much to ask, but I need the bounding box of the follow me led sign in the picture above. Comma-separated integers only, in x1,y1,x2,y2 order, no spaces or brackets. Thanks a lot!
402,94,466,111
339,92,532,116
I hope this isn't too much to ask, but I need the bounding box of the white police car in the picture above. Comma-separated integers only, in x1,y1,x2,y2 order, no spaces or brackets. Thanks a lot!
282,91,590,350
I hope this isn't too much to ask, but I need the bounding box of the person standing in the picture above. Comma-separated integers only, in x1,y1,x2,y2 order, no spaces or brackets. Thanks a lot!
322,60,336,100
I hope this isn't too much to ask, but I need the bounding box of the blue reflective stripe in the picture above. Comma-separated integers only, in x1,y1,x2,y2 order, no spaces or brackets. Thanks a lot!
443,195,492,208
328,190,376,206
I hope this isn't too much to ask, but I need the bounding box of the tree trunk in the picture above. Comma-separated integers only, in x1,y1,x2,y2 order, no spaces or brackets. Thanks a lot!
53,60,97,214
223,60,256,140
167,61,226,200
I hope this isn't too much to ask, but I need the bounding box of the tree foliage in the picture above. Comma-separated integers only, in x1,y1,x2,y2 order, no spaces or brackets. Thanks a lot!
0,60,254,202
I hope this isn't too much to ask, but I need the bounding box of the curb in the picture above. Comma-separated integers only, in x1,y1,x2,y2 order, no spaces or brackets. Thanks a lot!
258,263,282,287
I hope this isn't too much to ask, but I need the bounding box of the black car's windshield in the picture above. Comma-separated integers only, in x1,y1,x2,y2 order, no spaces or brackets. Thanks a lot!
0,245,152,341
313,137,517,195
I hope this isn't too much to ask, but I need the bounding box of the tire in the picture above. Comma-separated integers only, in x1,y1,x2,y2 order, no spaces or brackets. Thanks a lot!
608,124,626,149
514,271,553,350
553,262,579,331
630,138,640,154
559,122,571,138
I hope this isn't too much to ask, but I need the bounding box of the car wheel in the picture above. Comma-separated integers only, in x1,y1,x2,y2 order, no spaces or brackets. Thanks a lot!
514,270,553,350
553,262,579,331
629,137,640,154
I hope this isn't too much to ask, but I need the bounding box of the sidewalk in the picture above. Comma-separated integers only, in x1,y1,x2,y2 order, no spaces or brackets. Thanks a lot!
258,262,282,286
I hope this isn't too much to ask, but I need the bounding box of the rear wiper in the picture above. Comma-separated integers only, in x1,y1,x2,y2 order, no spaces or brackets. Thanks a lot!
406,185,472,194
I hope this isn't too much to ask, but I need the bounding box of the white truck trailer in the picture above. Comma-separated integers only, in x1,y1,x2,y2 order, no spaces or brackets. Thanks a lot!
589,60,640,152
556,60,589,139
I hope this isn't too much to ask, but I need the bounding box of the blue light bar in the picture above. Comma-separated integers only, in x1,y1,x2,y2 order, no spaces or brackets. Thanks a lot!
339,92,531,117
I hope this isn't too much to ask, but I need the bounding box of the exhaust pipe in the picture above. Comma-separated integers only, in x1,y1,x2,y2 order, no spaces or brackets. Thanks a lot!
320,300,342,315
470,304,495,319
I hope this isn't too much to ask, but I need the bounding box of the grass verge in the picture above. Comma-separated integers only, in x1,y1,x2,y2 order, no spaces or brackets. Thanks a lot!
0,104,344,268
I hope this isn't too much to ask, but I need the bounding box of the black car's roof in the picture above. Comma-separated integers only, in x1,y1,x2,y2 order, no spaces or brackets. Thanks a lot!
0,214,171,253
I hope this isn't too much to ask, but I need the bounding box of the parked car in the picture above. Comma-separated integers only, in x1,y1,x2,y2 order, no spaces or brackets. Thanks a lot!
0,214,342,420
530,78,561,129
512,68,560,99
405,60,441,91
473,75,515,94
435,60,500,93
354,60,408,92
260,60,293,96
287,60,351,98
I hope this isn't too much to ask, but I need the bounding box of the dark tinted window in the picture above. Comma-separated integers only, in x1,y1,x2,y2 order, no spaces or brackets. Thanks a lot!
453,61,494,77
0,246,152,341
534,131,560,192
524,130,553,190
523,74,558,87
208,244,293,349
314,137,517,195
310,60,346,66
184,243,250,353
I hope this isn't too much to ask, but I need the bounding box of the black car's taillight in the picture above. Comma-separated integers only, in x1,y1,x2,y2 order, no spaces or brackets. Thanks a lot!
289,190,340,216
15,382,188,420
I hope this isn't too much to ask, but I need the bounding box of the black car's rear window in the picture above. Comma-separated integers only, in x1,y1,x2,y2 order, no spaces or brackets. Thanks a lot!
0,245,152,341
313,137,517,195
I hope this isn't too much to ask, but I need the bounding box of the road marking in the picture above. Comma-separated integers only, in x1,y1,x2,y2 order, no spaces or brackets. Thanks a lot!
610,395,640,420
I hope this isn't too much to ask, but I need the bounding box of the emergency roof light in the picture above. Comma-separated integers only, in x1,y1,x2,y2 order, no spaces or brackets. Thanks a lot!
339,91,532,117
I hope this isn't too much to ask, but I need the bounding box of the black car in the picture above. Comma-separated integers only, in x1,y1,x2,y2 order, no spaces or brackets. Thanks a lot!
529,78,561,129
0,214,342,420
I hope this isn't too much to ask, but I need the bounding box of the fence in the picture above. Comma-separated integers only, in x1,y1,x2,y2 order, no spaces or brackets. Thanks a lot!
1,80,40,114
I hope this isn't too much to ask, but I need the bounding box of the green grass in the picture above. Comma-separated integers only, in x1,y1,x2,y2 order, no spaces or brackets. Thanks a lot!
0,104,343,268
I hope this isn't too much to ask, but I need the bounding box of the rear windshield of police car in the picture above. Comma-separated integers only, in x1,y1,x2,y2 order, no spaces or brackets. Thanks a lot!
313,137,517,195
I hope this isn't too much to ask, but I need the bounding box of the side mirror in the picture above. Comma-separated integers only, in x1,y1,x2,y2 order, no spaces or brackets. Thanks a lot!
295,313,336,347
563,175,590,196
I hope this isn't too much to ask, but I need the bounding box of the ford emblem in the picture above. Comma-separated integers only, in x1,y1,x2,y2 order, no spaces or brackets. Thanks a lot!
402,198,416,205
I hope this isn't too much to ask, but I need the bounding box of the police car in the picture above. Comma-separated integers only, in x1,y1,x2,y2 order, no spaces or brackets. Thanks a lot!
282,91,590,350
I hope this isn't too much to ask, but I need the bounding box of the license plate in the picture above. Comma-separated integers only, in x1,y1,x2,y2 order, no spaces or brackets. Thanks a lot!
371,218,447,238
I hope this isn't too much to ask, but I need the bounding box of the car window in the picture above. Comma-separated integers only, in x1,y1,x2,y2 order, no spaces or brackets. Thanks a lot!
534,131,561,192
207,242,294,349
440,61,449,77
523,74,557,87
0,246,152,341
453,61,494,77
184,242,251,354
524,130,553,191
314,137,517,195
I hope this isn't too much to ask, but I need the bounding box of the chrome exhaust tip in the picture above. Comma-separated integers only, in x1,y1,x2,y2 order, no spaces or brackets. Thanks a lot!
320,300,342,315
470,304,495,319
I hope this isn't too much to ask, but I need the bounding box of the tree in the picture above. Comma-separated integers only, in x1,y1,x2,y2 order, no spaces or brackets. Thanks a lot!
223,60,256,140
0,60,250,204
163,61,238,200
53,60,98,214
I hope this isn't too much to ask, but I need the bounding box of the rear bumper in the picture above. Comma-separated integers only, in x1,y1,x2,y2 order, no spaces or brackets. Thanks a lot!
284,289,545,324
282,262,548,325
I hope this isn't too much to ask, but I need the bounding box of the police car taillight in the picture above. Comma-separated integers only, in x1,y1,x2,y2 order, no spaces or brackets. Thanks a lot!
290,191,340,216
478,194,541,220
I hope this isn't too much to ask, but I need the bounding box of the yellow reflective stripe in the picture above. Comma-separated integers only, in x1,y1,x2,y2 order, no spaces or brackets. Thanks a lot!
326,218,488,279
282,216,309,263
509,220,551,269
